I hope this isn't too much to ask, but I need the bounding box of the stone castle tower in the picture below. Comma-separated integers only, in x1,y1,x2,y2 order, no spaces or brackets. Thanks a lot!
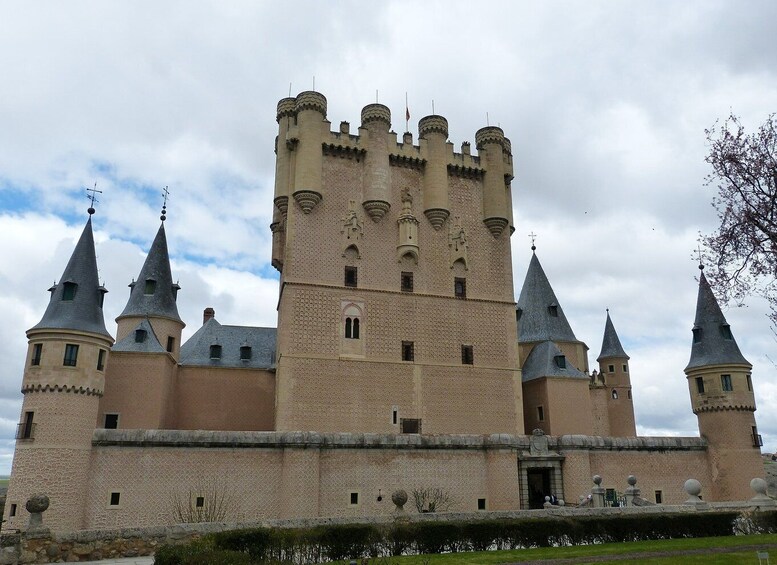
684,265,763,501
271,91,522,435
6,212,114,530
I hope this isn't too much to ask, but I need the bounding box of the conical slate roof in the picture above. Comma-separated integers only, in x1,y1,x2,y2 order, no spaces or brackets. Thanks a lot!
516,252,577,343
685,270,750,370
30,217,111,338
117,223,182,324
597,311,629,361
522,340,587,382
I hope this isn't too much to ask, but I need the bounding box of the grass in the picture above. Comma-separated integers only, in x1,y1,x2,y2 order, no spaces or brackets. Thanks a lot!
336,534,777,564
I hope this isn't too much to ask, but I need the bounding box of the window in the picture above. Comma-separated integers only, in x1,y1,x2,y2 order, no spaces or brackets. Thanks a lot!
696,377,705,394
537,406,544,422
210,345,222,359
134,329,147,343
63,344,79,367
548,304,558,317
401,272,414,292
240,346,252,360
720,324,733,339
692,327,702,343
350,492,359,505
196,496,205,508
611,390,619,400
400,418,421,434
721,374,733,392
622,364,628,372
109,492,121,506
516,308,522,321
461,345,474,365
167,336,175,353
9,504,16,517
402,341,414,361
454,277,466,298
97,349,106,371
554,355,566,369
31,343,42,366
747,374,753,391
144,279,156,295
345,317,360,339
104,414,119,429
392,407,398,425
753,426,764,447
344,266,358,287
62,281,77,301
17,411,34,440
627,390,632,399
477,498,486,510
608,364,615,373
655,490,663,504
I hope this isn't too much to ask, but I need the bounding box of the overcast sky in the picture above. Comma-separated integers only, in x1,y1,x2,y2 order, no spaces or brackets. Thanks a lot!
0,1,776,475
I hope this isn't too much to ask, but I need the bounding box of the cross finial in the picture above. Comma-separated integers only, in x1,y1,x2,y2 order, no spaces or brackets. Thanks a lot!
528,231,537,251
696,244,704,271
86,183,102,215
161,186,170,222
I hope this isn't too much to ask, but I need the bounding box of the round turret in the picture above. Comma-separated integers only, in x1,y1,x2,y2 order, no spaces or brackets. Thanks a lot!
276,97,296,122
475,126,506,150
361,103,391,126
419,115,448,138
294,91,327,117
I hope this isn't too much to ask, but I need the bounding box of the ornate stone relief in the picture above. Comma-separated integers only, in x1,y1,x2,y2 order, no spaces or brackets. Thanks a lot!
341,200,363,257
448,216,468,270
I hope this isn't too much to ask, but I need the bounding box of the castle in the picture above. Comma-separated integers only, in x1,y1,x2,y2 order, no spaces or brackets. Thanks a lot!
4,91,766,533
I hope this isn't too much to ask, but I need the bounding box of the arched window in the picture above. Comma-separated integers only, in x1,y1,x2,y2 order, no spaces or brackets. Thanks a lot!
345,317,353,339
345,317,360,339
611,390,618,400
352,318,360,339
343,303,363,341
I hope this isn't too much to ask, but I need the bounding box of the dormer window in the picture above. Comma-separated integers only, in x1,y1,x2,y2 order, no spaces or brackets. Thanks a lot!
548,304,558,317
62,281,77,301
692,327,702,343
134,329,147,343
720,324,733,340
240,346,252,361
554,354,566,369
144,279,157,295
210,345,222,359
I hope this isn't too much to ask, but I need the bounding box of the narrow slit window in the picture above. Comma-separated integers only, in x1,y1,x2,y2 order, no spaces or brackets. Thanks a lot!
402,341,414,361
9,504,16,517
401,272,414,292
345,317,353,339
537,406,544,422
721,374,733,392
392,407,398,425
31,343,42,366
747,374,753,391
97,349,106,371
696,377,705,394
63,344,79,367
454,277,467,299
344,266,358,288
655,490,663,504
461,345,474,365
166,336,174,352
352,318,360,339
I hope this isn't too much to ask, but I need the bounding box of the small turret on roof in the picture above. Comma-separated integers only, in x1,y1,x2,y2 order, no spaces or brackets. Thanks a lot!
685,268,750,370
516,251,577,343
117,222,182,324
30,215,111,338
597,310,629,362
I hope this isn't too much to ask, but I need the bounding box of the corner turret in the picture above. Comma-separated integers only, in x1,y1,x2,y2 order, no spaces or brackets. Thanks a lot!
593,311,636,437
684,266,762,500
418,115,451,229
475,126,510,237
6,210,114,532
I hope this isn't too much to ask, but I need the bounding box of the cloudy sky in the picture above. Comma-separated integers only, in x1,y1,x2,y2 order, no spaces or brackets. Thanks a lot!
0,1,776,474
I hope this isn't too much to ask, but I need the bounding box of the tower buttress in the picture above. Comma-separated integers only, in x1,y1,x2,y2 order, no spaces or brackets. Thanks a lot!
360,103,392,222
476,126,510,238
6,213,114,532
418,115,450,230
684,267,763,501
290,91,327,214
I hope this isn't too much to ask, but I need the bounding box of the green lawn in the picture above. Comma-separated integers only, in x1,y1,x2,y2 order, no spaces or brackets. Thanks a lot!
345,534,777,564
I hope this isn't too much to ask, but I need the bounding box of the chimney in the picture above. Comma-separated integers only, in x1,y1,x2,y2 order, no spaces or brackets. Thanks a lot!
203,307,215,325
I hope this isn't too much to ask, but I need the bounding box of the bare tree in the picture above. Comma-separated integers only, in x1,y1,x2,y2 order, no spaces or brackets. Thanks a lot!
701,112,777,322
411,487,455,513
169,478,237,523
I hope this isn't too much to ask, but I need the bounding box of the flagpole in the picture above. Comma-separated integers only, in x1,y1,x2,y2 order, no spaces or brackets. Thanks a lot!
405,92,409,133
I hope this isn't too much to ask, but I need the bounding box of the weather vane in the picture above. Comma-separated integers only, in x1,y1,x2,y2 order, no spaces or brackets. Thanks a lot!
696,244,704,270
86,183,102,215
528,231,537,251
161,186,170,222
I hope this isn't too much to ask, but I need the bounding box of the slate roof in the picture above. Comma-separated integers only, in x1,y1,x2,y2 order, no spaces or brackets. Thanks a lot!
516,252,577,343
685,270,750,370
112,319,166,353
180,318,276,369
30,217,112,338
117,223,183,324
521,340,587,382
597,311,629,361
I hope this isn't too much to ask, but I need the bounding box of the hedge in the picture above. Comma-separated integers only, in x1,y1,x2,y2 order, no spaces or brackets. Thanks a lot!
154,510,777,564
